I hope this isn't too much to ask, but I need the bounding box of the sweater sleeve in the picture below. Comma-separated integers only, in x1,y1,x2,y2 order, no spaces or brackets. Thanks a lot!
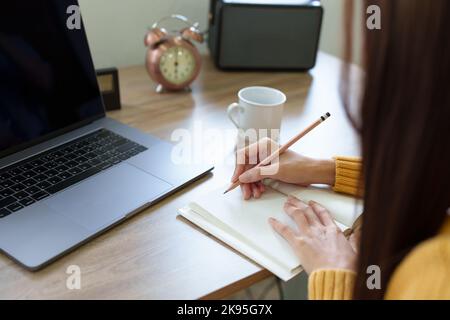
308,220,450,300
308,269,356,300
332,156,363,197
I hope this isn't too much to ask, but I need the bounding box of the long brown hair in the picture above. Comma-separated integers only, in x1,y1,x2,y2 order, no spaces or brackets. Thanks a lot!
343,0,450,299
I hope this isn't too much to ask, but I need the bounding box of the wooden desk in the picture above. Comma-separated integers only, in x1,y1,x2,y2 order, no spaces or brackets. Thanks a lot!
0,52,359,299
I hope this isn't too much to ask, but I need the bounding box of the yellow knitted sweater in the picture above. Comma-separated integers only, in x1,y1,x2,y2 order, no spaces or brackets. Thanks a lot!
308,156,450,300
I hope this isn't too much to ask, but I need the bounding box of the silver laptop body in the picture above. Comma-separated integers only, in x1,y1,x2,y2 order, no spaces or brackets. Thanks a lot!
0,1,213,270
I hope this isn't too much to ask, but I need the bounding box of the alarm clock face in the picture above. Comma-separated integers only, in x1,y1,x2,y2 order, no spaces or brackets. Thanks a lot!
159,46,196,85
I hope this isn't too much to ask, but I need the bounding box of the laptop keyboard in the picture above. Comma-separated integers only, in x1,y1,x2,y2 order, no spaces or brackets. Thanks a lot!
0,129,148,219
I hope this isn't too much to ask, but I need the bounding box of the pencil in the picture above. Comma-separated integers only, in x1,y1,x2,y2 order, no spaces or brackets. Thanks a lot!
224,112,331,194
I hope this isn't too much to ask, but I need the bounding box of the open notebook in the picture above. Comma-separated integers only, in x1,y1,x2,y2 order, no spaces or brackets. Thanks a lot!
179,180,363,281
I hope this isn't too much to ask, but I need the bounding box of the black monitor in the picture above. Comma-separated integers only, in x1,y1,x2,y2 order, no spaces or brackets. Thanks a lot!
0,0,105,158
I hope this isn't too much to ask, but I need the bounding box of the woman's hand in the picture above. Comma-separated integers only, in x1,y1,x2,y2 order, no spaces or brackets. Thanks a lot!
231,138,336,200
269,196,358,274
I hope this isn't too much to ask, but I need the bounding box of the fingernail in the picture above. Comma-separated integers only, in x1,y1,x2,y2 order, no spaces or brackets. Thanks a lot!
268,217,275,223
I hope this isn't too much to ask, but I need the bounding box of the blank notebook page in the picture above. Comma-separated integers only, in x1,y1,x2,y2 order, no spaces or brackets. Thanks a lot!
189,187,300,271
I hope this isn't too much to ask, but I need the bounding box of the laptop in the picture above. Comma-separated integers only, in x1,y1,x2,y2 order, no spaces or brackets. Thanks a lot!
0,1,213,270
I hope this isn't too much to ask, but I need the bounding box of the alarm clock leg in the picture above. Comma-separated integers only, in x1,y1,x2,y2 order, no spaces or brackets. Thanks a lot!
156,84,164,93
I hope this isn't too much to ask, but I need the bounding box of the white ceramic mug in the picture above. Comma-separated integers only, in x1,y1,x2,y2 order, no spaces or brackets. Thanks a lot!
227,86,286,141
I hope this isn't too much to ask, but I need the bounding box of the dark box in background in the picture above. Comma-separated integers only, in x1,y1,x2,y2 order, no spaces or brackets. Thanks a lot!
96,68,121,111
208,0,323,70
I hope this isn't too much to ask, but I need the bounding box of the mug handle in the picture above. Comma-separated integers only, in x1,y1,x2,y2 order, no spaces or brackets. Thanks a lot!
227,103,244,128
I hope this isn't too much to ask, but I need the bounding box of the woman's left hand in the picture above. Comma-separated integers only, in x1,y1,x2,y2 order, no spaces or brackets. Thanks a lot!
269,196,358,275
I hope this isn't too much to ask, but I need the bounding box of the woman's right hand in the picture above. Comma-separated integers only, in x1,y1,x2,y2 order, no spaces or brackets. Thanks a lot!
231,138,336,200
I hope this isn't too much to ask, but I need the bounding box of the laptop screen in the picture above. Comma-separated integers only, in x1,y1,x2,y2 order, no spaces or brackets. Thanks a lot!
0,0,105,158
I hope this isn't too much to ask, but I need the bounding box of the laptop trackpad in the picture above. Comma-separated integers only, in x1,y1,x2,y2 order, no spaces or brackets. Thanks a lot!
44,163,172,231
